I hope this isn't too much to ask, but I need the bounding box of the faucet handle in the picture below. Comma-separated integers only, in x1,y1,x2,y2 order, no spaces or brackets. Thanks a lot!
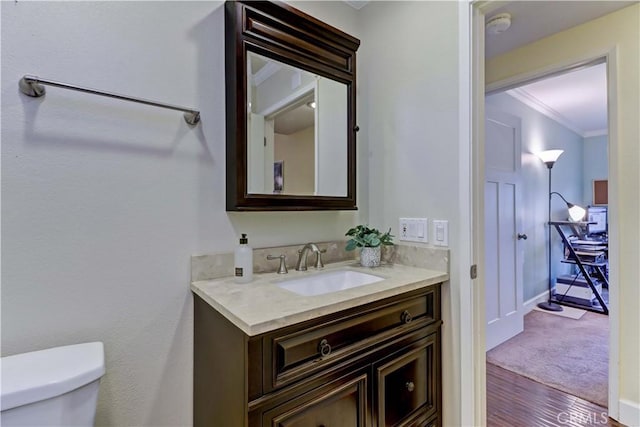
267,254,288,274
314,249,327,269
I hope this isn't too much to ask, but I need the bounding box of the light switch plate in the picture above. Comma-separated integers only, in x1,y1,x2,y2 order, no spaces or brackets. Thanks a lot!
399,218,428,243
432,220,449,247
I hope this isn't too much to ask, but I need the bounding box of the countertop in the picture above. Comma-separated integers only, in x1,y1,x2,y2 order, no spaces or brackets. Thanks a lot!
191,261,448,336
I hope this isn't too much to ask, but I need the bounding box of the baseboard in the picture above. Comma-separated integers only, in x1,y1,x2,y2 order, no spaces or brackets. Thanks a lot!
523,290,549,314
618,399,640,426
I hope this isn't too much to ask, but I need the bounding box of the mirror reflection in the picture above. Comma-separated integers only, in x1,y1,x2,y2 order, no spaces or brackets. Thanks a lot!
246,52,348,197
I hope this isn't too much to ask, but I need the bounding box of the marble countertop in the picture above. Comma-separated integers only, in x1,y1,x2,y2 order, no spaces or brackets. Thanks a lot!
191,261,448,336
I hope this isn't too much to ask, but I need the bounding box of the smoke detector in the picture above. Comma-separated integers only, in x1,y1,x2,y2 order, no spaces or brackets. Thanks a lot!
486,13,512,35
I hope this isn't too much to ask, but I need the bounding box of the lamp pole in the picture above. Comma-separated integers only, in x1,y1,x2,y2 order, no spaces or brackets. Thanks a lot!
537,156,564,312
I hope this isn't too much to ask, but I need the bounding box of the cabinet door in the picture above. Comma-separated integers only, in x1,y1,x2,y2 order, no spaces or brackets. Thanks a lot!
374,334,439,427
263,371,368,427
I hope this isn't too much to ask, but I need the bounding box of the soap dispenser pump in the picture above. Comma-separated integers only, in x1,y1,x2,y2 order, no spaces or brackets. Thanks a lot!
234,234,253,283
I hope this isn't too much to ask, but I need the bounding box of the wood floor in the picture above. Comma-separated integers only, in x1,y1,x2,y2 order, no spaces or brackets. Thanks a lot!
487,363,623,427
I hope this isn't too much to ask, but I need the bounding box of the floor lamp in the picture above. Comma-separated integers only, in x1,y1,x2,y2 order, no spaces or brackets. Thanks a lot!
536,150,566,311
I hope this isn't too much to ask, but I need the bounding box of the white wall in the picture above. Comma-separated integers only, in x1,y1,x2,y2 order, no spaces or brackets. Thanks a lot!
357,2,463,425
486,92,584,301
583,135,609,205
1,2,363,426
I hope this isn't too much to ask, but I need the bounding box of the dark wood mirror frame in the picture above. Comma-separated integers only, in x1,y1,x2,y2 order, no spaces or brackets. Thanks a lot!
225,0,360,211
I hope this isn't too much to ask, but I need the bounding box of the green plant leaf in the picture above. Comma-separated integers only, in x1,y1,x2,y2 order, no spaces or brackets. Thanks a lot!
345,239,358,251
344,224,394,248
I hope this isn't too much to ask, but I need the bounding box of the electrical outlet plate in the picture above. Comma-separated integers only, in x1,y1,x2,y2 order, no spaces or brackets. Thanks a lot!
432,220,449,246
398,218,428,243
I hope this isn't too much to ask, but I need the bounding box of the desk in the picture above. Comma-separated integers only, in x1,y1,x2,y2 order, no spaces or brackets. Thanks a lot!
549,221,609,315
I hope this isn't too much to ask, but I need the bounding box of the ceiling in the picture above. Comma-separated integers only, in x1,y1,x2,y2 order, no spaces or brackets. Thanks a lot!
341,1,636,136
485,1,636,137
505,62,608,137
485,1,635,59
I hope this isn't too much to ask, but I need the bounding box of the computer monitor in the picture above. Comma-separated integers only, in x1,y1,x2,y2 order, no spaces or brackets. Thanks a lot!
587,206,607,235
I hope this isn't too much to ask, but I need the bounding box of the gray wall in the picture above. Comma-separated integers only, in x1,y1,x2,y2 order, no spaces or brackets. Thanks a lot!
357,2,463,425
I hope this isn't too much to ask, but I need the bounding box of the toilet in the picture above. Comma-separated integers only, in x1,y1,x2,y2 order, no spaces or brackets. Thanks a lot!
1,342,105,427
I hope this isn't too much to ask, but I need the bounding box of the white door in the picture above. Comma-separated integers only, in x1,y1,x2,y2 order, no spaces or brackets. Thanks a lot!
485,108,525,351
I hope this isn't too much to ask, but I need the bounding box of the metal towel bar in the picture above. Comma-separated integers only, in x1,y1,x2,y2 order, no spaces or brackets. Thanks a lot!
19,75,200,125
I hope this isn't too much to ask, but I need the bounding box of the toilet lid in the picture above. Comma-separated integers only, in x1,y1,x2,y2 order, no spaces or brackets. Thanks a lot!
0,342,105,411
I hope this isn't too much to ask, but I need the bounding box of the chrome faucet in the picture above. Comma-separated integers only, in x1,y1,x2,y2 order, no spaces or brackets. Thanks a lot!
295,243,325,271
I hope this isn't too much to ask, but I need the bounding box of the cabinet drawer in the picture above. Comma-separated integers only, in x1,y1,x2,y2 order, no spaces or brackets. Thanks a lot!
262,371,368,427
265,289,438,391
374,334,439,427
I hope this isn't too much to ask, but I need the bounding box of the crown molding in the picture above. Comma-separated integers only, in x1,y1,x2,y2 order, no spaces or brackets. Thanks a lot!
507,87,586,137
253,61,281,86
583,129,608,138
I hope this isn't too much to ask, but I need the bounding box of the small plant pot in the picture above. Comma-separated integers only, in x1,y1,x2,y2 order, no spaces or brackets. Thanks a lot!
360,246,381,267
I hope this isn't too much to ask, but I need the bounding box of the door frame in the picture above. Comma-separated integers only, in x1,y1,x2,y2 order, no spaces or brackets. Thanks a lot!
465,1,620,425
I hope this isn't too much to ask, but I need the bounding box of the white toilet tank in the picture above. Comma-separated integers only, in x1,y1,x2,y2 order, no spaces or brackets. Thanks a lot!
1,342,105,427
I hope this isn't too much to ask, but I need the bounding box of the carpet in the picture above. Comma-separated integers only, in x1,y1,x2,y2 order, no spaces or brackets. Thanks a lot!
486,310,608,407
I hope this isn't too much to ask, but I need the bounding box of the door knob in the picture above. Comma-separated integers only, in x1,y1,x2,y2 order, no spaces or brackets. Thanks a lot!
517,233,528,240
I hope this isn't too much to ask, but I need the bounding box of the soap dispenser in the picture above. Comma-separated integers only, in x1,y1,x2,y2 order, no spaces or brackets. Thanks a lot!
234,234,253,283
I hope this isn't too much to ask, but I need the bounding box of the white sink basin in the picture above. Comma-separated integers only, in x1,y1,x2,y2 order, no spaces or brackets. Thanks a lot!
277,269,384,296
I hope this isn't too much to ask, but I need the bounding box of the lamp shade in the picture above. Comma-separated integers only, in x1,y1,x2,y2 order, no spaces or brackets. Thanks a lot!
537,149,564,165
568,204,587,222
550,192,586,222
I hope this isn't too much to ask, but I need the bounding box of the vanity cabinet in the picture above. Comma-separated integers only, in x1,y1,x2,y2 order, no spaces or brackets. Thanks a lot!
194,285,442,427
262,369,369,427
374,334,438,426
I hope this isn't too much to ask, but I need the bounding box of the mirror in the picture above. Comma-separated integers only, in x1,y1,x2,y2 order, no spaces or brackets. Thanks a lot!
225,1,360,211
247,52,348,197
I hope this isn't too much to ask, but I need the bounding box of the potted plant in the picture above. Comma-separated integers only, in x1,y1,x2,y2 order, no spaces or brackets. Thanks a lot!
345,225,394,267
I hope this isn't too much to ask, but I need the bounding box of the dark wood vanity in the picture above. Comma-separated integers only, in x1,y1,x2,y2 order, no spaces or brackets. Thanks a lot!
194,284,442,426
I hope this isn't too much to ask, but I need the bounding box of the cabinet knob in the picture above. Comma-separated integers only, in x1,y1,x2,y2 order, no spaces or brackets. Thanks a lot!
406,381,415,392
401,310,412,324
517,233,528,240
318,339,332,357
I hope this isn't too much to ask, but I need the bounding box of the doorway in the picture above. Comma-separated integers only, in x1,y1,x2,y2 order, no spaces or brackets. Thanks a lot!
485,50,616,427
484,61,610,350
469,2,627,424
484,59,613,416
